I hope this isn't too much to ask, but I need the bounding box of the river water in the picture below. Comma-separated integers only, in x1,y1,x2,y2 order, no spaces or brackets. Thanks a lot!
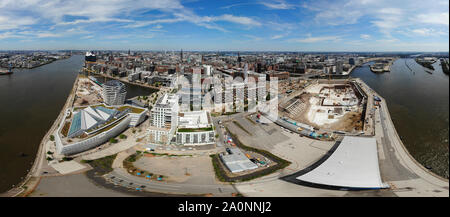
351,59,449,179
0,55,156,193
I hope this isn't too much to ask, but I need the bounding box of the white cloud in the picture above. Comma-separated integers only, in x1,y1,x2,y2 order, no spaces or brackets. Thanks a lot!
214,14,261,26
35,32,62,38
270,32,291,39
303,0,450,37
124,10,260,32
221,1,295,10
0,0,261,36
244,34,263,41
124,18,183,28
0,32,24,39
0,15,35,30
0,0,183,28
261,0,294,9
293,35,340,43
411,28,448,36
416,13,449,25
412,28,433,36
360,34,371,39
267,21,296,31
18,30,63,38
271,34,285,40
58,18,133,26
142,34,156,39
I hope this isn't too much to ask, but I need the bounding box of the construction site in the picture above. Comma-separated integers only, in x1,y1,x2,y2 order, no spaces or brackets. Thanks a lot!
279,79,367,133
73,76,103,107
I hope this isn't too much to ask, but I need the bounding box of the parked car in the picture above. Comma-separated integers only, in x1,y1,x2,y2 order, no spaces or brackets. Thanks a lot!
226,148,232,154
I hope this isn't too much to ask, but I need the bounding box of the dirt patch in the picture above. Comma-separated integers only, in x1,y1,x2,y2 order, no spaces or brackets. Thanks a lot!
324,111,363,132
132,155,217,184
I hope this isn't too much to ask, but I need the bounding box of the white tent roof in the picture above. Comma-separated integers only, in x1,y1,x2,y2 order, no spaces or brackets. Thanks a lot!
81,110,98,130
95,108,111,120
84,106,104,121
296,136,385,189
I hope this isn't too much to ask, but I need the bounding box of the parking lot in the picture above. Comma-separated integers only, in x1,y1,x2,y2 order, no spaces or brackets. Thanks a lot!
225,113,335,175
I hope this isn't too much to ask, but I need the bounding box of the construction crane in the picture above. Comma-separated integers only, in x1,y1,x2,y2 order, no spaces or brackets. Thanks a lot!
84,60,97,77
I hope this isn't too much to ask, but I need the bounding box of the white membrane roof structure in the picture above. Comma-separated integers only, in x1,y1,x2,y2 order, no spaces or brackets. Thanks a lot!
296,136,385,189
68,106,118,137
81,110,98,129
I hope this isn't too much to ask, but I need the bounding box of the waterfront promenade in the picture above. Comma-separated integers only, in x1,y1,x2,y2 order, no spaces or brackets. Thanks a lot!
357,79,448,196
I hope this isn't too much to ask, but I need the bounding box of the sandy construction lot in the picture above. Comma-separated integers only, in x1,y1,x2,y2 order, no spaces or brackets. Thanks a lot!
133,155,219,185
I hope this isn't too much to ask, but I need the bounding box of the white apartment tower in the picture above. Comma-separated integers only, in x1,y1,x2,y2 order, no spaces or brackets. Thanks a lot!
148,94,179,144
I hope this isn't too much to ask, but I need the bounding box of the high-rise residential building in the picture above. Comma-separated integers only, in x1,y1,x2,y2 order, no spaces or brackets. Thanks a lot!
336,61,343,74
102,80,126,105
203,65,212,76
151,94,179,128
244,63,248,81
148,94,179,144
349,58,355,65
237,52,242,66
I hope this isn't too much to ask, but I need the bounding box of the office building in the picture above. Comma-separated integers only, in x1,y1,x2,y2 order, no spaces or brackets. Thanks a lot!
102,80,127,105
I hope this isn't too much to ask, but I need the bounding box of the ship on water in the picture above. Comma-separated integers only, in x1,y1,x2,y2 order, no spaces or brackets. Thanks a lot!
0,64,13,76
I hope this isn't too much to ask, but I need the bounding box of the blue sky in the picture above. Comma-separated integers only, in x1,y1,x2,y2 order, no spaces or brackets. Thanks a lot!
0,0,448,51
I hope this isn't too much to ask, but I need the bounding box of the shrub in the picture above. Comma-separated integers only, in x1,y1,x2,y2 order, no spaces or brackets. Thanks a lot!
49,135,55,141
86,154,117,174
126,154,138,162
62,157,73,161
119,134,127,139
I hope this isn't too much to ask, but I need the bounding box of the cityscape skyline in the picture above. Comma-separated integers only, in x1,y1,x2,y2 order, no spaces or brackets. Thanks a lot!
0,0,448,51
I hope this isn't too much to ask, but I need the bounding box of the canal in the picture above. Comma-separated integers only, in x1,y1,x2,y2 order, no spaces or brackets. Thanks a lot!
0,55,156,193
351,58,449,179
